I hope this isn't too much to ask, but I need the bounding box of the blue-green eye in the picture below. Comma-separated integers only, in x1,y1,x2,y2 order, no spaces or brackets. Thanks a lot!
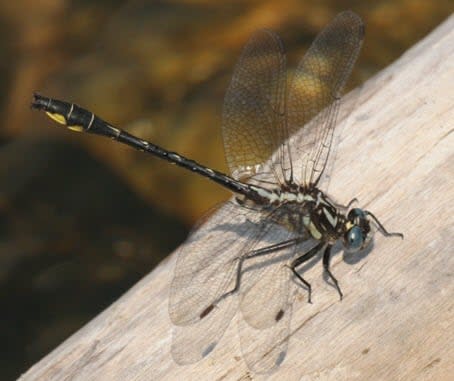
345,226,364,250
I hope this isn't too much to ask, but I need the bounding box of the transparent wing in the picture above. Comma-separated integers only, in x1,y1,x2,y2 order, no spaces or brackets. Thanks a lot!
238,239,316,373
222,29,287,185
169,201,312,366
171,295,237,365
286,11,364,186
169,201,266,363
169,201,265,325
239,208,303,330
239,296,293,374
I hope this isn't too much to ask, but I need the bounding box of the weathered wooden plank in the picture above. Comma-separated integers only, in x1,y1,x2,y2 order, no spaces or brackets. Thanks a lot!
19,14,453,381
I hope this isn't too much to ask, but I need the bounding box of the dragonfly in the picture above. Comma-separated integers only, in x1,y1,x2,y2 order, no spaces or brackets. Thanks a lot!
31,10,403,374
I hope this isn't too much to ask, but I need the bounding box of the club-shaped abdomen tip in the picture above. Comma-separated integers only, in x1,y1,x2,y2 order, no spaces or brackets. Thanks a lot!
31,92,49,110
31,93,70,126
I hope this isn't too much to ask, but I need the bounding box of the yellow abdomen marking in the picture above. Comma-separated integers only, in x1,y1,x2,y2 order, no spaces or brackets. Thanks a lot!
68,125,84,132
45,112,67,125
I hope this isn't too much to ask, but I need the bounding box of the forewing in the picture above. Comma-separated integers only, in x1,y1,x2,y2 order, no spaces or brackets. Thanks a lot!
222,29,287,184
286,11,364,186
169,201,264,326
169,201,267,363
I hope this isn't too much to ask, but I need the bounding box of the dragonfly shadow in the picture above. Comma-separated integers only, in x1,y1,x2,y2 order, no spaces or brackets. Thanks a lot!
201,342,216,358
342,239,375,265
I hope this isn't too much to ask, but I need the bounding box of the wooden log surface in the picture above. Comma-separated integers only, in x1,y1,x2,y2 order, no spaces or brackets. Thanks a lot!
19,14,453,381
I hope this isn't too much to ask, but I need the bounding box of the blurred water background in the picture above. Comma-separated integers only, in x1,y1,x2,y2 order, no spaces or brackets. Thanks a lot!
0,0,452,379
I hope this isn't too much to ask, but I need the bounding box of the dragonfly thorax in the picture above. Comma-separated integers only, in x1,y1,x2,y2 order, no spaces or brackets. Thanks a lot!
246,185,374,252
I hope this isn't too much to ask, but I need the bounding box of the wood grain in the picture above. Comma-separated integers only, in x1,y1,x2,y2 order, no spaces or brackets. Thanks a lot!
19,14,453,381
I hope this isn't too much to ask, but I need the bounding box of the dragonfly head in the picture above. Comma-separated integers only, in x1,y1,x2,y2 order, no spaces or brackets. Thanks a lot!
342,208,372,252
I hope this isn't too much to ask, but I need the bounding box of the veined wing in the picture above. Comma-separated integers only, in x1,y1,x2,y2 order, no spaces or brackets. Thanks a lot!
169,201,266,325
239,239,317,373
239,296,293,374
169,201,266,362
286,11,364,187
222,29,288,185
238,207,305,330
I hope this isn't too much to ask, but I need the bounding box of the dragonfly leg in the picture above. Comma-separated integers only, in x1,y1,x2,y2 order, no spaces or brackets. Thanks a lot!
200,237,303,319
322,244,343,300
365,211,404,239
289,242,325,303
334,197,358,210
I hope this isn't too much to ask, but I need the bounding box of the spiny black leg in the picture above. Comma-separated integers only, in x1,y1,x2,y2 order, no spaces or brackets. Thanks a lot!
225,237,303,298
289,242,325,303
217,253,245,301
365,211,404,239
346,197,358,209
334,197,358,210
322,245,343,300
200,237,303,318
290,271,312,304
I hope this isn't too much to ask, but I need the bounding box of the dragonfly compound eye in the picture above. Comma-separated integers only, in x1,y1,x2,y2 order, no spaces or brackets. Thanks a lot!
344,226,364,251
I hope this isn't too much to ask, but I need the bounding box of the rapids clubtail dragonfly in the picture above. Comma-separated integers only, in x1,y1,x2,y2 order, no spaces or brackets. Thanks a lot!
31,10,403,373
